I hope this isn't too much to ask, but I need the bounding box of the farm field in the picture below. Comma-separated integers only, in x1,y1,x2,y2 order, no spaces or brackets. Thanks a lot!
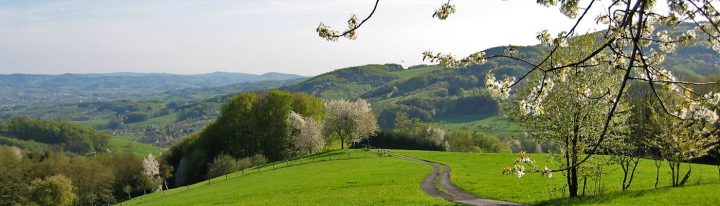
431,115,523,136
110,135,164,157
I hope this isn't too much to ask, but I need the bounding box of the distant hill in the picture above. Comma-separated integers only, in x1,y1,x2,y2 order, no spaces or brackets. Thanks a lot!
0,72,304,106
285,27,720,132
284,64,442,99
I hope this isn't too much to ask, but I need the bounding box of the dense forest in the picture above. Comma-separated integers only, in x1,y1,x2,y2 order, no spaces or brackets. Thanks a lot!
0,118,112,154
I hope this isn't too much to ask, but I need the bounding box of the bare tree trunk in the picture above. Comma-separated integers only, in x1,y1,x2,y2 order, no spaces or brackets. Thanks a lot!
621,158,629,191
564,136,573,198
669,161,676,186
625,158,639,190
655,159,661,188
679,163,692,186
582,176,587,197
340,137,345,149
569,166,579,198
621,157,640,191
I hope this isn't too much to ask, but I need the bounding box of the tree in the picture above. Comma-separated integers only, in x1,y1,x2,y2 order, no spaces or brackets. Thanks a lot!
324,99,379,149
143,153,161,192
123,185,133,200
208,154,239,178
258,90,294,161
288,111,325,155
28,175,77,206
502,34,631,198
95,152,149,202
316,0,720,186
0,146,31,205
647,109,719,187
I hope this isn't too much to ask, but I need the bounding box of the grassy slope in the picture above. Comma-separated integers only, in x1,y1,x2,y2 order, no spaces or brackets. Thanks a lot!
393,150,720,205
122,150,450,206
431,115,522,136
74,118,111,129
391,65,442,79
111,135,164,157
75,112,180,130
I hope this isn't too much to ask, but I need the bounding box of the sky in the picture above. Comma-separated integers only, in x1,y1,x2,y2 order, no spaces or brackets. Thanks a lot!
0,0,613,76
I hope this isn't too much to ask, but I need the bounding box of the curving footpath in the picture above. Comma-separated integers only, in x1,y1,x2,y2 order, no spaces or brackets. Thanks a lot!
388,151,525,206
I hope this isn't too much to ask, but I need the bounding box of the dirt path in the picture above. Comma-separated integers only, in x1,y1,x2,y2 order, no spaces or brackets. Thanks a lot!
389,151,525,206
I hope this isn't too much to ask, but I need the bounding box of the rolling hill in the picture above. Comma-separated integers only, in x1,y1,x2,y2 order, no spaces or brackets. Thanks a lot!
0,72,304,107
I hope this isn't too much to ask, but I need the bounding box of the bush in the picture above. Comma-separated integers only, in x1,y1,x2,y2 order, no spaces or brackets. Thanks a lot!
237,158,253,170
207,154,239,178
250,154,268,166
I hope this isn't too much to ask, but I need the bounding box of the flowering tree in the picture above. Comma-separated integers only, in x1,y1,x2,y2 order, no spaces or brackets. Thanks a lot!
142,153,161,192
316,0,720,183
288,111,325,155
500,34,631,197
323,99,379,149
647,109,719,186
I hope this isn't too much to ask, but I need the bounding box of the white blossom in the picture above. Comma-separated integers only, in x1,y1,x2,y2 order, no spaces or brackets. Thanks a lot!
432,2,456,20
537,29,552,46
704,92,720,105
679,102,718,123
554,32,569,48
288,111,325,155
143,153,160,178
516,166,525,178
485,72,514,100
542,166,553,178
316,23,339,41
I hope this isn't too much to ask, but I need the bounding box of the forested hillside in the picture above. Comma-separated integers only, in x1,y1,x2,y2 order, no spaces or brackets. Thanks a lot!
0,118,112,154
284,64,441,99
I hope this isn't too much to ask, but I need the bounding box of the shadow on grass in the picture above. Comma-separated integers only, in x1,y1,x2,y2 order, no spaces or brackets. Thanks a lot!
535,186,675,205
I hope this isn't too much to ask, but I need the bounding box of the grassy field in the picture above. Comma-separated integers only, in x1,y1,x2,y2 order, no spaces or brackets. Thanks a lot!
431,115,523,136
122,150,449,206
74,118,111,129
111,135,164,157
393,150,720,205
126,113,179,128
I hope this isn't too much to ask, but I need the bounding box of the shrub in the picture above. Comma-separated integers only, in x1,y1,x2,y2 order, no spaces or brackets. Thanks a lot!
207,154,239,178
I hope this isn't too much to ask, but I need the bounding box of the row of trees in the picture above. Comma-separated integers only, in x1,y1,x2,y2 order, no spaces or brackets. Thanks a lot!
162,90,379,187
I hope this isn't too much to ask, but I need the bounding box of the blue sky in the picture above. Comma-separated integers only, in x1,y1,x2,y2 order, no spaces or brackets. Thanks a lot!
0,0,611,75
